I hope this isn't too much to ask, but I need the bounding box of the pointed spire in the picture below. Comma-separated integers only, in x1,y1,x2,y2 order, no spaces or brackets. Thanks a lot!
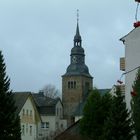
76,22,80,36
74,9,82,46
76,9,80,36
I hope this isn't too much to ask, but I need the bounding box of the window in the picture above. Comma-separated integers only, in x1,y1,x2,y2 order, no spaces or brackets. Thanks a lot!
41,122,49,129
46,122,49,128
30,126,32,136
41,122,45,128
57,108,59,116
30,110,32,116
22,125,25,135
26,123,28,133
71,81,73,88
74,81,76,88
56,122,58,129
68,81,76,89
22,109,25,116
61,124,63,129
85,82,90,93
60,108,61,117
68,81,70,89
26,110,28,116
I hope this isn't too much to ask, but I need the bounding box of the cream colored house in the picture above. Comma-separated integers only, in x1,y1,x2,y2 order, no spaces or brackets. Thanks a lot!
120,27,140,109
109,84,125,96
14,92,41,140
33,92,67,140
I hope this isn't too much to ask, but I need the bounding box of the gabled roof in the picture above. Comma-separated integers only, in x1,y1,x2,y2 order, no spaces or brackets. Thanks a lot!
98,88,111,95
74,88,111,116
120,27,140,42
32,93,57,106
14,92,31,114
55,120,91,140
74,100,86,116
13,92,42,122
32,93,60,115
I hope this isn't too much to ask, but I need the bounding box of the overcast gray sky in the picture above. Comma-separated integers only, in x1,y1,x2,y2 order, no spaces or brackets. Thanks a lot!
0,0,137,92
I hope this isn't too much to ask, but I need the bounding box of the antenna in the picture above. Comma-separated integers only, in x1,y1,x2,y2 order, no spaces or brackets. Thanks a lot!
135,2,139,21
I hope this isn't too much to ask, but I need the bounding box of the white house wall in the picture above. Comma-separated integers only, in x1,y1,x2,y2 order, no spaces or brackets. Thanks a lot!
122,27,140,109
39,115,56,139
55,100,67,131
39,100,67,140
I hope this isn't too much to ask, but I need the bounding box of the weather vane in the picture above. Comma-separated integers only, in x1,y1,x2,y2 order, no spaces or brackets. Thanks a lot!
77,9,79,23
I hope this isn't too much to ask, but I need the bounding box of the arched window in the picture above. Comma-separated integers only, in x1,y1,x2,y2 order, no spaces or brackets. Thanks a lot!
68,81,76,89
74,81,76,88
71,81,73,88
68,81,70,89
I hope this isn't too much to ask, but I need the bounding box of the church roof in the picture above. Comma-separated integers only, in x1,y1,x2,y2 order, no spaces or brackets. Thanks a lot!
71,45,84,55
63,20,92,78
64,63,92,78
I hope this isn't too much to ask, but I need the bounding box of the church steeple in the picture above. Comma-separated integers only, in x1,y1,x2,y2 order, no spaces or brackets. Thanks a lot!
62,12,93,126
74,9,82,47
62,10,92,78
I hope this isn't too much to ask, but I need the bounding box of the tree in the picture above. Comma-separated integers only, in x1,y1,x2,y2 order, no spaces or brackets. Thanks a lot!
80,88,112,140
41,84,60,98
0,51,21,140
102,86,134,140
131,68,140,140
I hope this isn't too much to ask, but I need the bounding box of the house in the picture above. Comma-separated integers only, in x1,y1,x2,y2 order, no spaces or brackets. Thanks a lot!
32,92,67,140
14,92,41,140
109,84,125,96
120,26,140,109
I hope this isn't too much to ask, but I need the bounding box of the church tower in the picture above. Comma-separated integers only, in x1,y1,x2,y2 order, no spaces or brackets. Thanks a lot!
62,13,93,126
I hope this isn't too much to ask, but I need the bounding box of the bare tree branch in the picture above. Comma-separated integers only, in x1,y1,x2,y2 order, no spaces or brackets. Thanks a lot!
41,84,60,99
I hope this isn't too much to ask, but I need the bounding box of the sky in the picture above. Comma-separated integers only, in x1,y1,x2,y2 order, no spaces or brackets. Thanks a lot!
0,0,137,93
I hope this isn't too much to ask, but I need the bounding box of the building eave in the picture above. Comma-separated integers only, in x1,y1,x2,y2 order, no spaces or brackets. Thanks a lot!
119,28,137,43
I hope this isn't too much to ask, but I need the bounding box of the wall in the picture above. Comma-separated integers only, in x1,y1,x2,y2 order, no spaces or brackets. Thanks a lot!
55,101,67,134
39,115,56,140
62,75,92,125
20,96,37,140
39,101,67,140
122,27,140,109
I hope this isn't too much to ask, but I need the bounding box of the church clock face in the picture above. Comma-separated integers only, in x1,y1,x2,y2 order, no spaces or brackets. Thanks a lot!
72,56,77,63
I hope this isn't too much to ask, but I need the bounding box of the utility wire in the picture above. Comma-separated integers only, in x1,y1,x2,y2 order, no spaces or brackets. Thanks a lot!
135,2,139,21
119,65,140,81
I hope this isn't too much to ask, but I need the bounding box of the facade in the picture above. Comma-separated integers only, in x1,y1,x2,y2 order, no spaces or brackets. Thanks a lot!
62,21,93,126
109,85,125,96
14,92,41,140
32,92,67,140
120,27,140,109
